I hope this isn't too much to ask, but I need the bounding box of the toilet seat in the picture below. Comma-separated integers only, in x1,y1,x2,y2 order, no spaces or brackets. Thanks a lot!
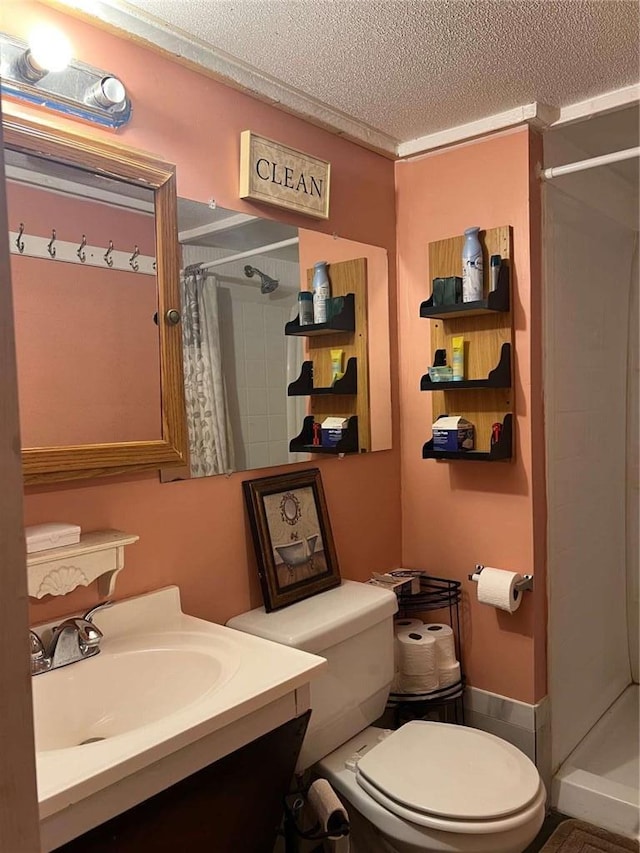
354,721,544,834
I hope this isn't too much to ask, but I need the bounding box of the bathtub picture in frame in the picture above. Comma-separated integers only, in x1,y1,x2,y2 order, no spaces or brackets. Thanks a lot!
243,467,341,612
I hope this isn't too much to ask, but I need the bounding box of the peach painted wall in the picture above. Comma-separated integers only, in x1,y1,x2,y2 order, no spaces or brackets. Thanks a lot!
9,182,159,445
395,128,546,704
0,3,400,627
298,229,393,452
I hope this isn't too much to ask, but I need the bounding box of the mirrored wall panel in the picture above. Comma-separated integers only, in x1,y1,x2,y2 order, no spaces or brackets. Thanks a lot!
165,199,392,480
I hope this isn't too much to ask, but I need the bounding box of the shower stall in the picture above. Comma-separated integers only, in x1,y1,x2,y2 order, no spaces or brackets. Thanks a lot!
543,106,639,839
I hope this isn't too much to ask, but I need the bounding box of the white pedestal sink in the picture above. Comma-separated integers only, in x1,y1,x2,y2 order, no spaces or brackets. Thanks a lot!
32,586,326,851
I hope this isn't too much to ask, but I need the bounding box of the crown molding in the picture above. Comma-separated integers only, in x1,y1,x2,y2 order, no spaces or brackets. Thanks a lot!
396,103,560,159
550,83,640,128
44,2,640,161
47,0,400,157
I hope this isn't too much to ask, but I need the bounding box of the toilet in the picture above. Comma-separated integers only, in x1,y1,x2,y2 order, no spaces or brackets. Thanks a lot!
227,580,545,853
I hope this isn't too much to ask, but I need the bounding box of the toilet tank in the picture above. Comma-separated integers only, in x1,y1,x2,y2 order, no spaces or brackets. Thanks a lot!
227,580,397,770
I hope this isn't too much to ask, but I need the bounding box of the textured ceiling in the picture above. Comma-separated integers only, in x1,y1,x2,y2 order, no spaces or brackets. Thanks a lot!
102,0,639,144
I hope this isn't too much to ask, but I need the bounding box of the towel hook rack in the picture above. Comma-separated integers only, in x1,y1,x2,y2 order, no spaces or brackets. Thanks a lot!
77,234,87,263
129,245,140,272
16,222,25,254
47,229,57,258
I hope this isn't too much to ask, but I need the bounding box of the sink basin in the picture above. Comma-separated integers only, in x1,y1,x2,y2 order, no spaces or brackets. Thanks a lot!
33,633,237,751
32,585,326,853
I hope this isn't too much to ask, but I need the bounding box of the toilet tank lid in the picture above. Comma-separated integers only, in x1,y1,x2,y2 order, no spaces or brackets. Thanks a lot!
226,580,398,654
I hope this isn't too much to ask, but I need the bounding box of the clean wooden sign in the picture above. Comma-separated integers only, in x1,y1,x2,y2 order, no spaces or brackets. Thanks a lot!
239,131,330,220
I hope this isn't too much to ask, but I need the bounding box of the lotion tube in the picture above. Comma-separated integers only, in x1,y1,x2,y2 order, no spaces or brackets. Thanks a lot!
452,335,465,381
330,348,344,383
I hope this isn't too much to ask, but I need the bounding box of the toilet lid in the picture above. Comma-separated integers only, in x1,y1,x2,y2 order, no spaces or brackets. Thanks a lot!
355,721,541,822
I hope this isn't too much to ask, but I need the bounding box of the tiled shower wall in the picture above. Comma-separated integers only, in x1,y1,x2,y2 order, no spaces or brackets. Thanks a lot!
182,245,300,471
544,177,637,770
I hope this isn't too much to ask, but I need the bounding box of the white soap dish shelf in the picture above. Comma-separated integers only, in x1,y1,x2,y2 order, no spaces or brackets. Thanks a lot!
27,529,139,599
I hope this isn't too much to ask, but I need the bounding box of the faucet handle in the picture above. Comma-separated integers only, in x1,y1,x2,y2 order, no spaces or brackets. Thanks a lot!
30,630,45,660
29,630,51,675
83,601,113,623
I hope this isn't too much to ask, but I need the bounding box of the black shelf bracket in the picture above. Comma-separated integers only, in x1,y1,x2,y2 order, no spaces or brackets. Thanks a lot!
285,293,355,337
289,415,359,455
422,413,513,462
288,357,358,397
420,263,510,320
420,342,511,391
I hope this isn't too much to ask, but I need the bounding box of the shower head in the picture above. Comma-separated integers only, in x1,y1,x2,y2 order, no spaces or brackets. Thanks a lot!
244,264,279,294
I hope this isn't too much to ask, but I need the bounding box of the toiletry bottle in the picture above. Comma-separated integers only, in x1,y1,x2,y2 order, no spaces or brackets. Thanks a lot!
462,227,483,302
312,261,330,324
298,291,313,325
489,254,501,292
452,335,465,381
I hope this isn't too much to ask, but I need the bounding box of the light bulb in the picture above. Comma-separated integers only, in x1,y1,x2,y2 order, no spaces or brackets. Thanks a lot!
27,25,72,74
86,76,127,109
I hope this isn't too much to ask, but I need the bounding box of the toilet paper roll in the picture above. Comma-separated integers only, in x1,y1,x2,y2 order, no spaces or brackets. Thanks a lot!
423,623,457,668
477,566,523,613
397,631,439,692
394,618,423,634
439,660,462,687
392,619,423,686
307,779,349,841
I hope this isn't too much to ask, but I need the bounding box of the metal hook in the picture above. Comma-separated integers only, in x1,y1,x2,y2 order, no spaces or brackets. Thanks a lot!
152,260,156,271
129,245,140,272
104,240,114,268
47,229,57,259
77,234,87,263
16,223,25,254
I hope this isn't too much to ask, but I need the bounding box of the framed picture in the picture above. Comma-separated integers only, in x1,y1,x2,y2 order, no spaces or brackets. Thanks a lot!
243,468,341,612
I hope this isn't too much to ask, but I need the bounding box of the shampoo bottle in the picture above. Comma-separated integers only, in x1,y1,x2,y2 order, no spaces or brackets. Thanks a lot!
462,227,483,302
312,261,331,324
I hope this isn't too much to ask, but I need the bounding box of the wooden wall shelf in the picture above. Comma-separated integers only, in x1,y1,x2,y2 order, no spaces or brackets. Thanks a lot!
288,357,358,397
420,343,511,391
420,264,510,320
420,225,514,460
289,415,359,455
284,294,355,336
422,414,513,462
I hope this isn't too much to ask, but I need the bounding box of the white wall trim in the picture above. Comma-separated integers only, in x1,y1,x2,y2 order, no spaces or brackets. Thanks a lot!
550,84,640,129
396,102,560,159
55,0,400,156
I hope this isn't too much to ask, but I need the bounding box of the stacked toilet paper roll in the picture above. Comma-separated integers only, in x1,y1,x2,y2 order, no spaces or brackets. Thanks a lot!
424,623,461,687
391,619,423,691
476,566,523,613
397,631,439,693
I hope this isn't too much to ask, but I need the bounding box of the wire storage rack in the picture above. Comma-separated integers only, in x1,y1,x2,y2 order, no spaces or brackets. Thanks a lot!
386,572,465,727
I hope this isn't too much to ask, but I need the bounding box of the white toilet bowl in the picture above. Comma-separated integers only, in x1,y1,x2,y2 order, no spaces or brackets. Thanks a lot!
317,723,546,853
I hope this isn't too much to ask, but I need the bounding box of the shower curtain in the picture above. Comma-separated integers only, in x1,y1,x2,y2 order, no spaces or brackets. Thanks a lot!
180,269,234,476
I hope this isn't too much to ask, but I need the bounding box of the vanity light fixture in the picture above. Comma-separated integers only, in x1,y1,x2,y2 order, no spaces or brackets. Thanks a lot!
0,28,131,129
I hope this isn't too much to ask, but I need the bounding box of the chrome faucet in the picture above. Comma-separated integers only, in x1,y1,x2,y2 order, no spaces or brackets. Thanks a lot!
30,602,113,675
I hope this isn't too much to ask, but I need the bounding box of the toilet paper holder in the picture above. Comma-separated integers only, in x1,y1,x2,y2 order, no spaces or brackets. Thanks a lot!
468,564,534,593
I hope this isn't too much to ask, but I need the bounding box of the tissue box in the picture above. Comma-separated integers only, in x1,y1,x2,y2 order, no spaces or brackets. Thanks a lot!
25,522,81,554
432,416,474,452
321,417,349,447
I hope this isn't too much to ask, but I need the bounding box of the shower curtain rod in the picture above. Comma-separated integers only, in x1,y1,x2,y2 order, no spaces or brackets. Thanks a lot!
185,237,299,272
541,146,640,181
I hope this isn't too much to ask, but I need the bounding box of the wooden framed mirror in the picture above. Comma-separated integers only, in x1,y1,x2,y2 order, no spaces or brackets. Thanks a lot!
3,109,187,484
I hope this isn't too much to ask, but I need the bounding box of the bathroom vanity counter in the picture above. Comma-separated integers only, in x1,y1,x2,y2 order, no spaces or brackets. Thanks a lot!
33,586,326,851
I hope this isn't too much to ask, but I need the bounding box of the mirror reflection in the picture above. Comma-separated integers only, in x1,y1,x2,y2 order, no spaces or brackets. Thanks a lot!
6,149,161,448
168,199,392,479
